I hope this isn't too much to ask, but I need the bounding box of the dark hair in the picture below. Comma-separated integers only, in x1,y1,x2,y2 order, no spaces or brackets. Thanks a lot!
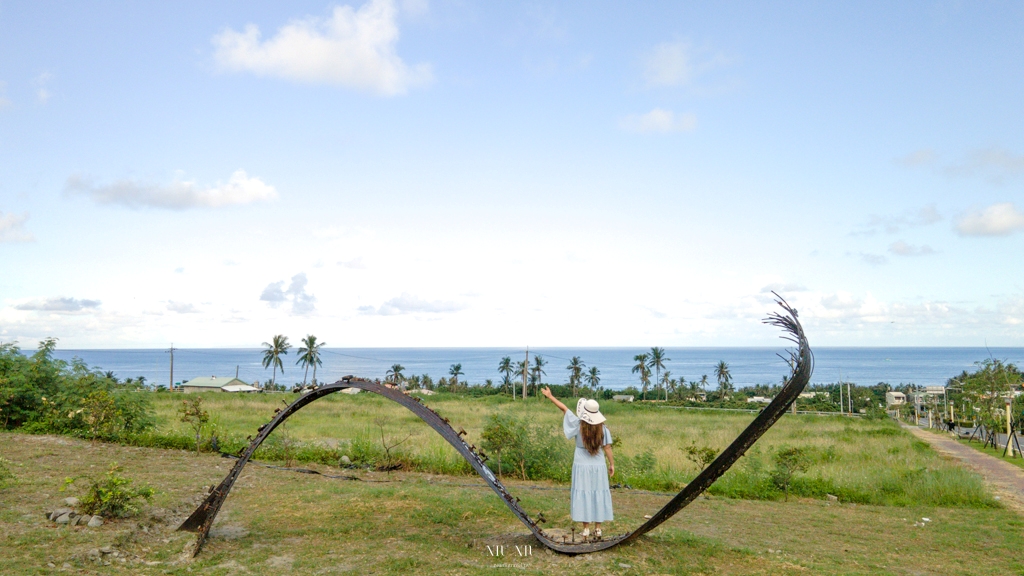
581,421,604,456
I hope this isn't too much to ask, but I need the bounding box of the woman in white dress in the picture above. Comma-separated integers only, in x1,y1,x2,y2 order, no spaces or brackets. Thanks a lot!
541,386,615,538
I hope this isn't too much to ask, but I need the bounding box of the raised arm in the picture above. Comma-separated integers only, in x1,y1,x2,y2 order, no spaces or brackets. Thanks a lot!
541,387,568,414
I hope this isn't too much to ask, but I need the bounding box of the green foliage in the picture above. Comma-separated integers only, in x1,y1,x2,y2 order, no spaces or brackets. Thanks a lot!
480,412,569,481
178,396,209,454
62,463,154,518
0,340,153,439
684,442,719,471
770,446,811,500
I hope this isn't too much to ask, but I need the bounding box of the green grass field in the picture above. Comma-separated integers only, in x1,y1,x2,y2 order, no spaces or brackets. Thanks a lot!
145,391,994,507
2,431,1022,575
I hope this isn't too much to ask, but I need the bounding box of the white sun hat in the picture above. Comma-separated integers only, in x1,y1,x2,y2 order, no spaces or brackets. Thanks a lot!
576,398,606,425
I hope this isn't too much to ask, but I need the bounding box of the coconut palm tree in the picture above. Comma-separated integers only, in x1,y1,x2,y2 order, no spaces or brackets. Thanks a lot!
585,366,601,394
449,363,464,390
715,360,733,397
261,335,291,389
632,353,651,400
648,347,670,401
498,356,514,398
530,355,547,396
295,335,324,387
566,356,586,397
386,363,405,385
660,370,672,401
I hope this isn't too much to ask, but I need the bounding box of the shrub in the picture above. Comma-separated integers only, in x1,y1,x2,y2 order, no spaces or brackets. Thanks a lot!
683,442,719,471
62,463,155,518
480,412,569,481
1,340,153,439
771,446,811,500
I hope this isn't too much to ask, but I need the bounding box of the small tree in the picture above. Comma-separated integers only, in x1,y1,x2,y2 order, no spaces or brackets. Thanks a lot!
178,396,209,455
771,446,810,500
481,413,530,480
373,417,412,475
684,442,719,471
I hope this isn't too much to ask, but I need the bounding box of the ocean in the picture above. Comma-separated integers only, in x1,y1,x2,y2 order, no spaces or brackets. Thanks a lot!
51,347,1024,390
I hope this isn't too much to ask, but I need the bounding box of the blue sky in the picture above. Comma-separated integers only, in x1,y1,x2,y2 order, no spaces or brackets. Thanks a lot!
1,0,1023,348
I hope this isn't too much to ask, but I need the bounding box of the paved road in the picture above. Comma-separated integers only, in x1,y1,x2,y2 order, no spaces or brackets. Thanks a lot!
903,424,1024,513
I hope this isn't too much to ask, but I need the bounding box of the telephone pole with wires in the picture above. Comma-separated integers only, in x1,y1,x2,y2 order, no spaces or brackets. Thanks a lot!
166,344,176,391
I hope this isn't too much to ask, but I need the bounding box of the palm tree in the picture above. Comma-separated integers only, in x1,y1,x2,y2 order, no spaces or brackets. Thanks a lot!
261,335,291,389
688,380,702,401
585,366,601,394
449,363,464,390
566,356,586,397
296,334,324,386
386,363,405,385
660,370,672,401
648,347,670,401
632,353,651,400
715,360,733,397
498,356,514,398
530,355,547,396
513,361,527,396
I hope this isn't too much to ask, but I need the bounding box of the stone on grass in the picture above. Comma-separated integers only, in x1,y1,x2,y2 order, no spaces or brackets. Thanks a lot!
87,549,101,558
63,497,80,507
50,507,73,521
826,494,838,502
55,513,72,524
88,516,104,527
100,546,113,554
340,455,352,465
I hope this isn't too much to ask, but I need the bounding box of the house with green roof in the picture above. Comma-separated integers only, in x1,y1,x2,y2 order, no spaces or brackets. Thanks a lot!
181,376,258,393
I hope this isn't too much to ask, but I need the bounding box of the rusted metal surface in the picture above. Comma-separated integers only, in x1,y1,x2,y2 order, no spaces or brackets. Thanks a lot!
179,296,812,556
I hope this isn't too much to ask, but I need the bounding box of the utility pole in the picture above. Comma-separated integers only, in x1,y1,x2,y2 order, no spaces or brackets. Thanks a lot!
1007,398,1014,458
523,347,529,400
838,370,843,415
847,381,852,415
236,365,239,379
167,343,176,391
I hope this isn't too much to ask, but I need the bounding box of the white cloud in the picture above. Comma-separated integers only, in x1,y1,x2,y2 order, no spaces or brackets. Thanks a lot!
15,297,101,312
888,241,936,256
362,292,463,315
33,72,53,103
641,41,728,87
946,147,1024,181
64,169,277,209
619,108,696,134
895,148,936,167
0,212,34,242
955,202,1024,237
856,204,942,235
167,301,199,314
211,0,432,96
858,253,887,266
260,273,316,315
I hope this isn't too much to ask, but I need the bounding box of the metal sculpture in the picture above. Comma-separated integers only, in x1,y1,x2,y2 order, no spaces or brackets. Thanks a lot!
179,296,812,556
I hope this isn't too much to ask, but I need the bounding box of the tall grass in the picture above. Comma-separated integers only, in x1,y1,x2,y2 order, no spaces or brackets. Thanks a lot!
143,391,996,508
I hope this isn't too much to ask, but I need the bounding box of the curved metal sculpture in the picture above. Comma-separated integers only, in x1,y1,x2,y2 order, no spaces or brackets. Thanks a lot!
179,297,812,556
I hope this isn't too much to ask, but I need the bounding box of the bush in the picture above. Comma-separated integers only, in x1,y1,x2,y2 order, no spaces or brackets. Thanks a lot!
480,412,570,481
771,446,811,500
0,340,153,439
62,463,155,518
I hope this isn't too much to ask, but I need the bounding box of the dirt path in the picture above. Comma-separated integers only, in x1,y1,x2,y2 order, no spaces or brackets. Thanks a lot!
903,424,1024,513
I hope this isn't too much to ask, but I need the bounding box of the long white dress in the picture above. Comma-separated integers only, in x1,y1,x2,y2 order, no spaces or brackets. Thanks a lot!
563,411,614,522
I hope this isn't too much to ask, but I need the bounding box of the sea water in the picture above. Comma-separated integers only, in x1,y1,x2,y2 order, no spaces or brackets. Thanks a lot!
51,347,1024,390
